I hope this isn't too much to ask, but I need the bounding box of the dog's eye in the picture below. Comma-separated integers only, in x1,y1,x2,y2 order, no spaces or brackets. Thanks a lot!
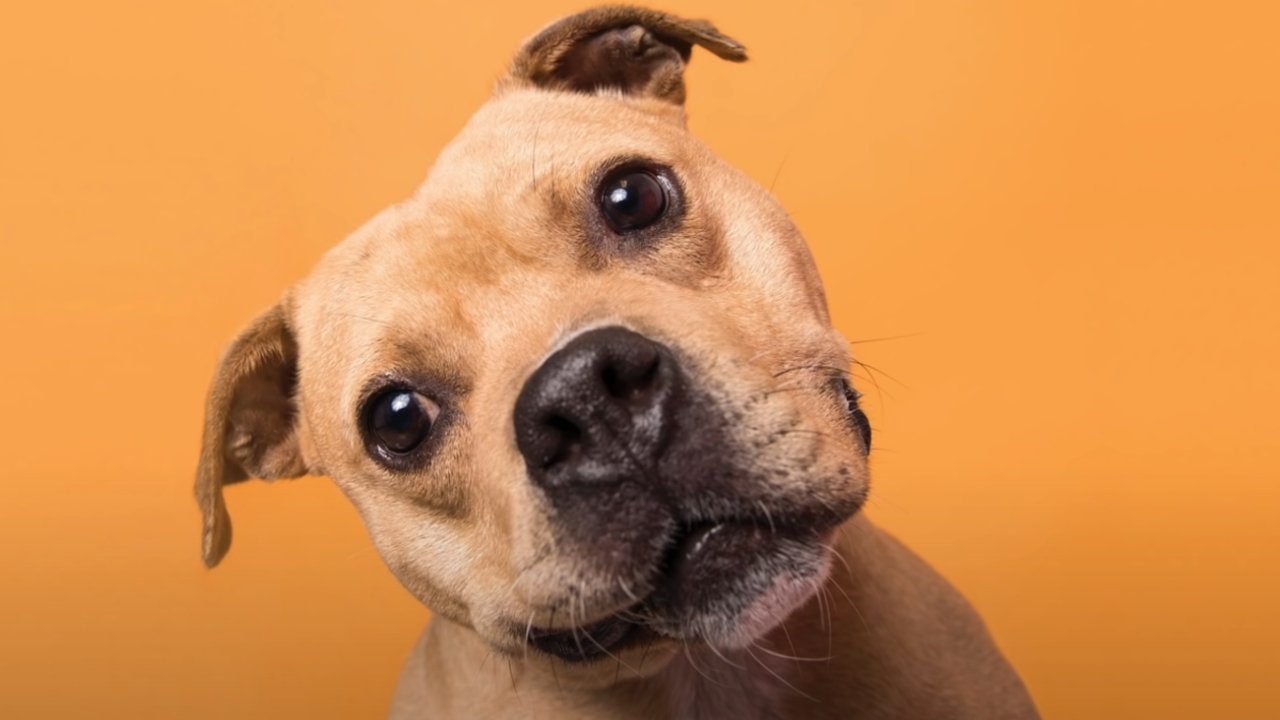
367,389,436,456
840,380,872,454
599,168,668,232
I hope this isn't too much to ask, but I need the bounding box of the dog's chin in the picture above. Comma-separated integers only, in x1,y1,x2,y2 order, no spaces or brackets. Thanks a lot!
663,543,835,649
522,522,838,664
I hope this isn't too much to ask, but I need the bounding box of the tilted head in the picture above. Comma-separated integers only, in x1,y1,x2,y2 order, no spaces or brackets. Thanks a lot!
196,6,871,678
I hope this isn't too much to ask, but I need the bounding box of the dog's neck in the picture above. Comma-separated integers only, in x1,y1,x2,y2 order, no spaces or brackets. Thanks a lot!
400,576,828,720
394,514,1034,719
646,645,796,720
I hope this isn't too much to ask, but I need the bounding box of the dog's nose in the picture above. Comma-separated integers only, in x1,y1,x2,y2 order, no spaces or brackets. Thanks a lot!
514,326,680,489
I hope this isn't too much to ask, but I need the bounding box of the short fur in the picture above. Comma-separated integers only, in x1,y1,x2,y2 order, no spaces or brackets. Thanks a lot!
195,7,1039,718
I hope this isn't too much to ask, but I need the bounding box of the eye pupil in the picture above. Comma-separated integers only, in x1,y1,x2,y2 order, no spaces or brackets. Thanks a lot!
370,389,432,455
600,170,667,232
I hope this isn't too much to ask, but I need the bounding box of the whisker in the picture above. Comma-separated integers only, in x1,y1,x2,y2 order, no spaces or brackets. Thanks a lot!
768,147,792,193
618,578,640,604
819,541,854,577
569,595,586,660
851,358,905,388
745,645,818,701
523,611,535,661
847,332,921,345
759,383,813,400
828,577,873,637
772,363,851,379
505,657,518,693
333,311,392,328
808,578,833,661
751,642,832,663
703,640,747,670
848,361,888,407
637,637,655,673
757,500,777,536
778,613,801,660
579,615,639,675
510,539,557,587
777,427,834,440
616,608,662,627
822,585,836,659
683,642,730,688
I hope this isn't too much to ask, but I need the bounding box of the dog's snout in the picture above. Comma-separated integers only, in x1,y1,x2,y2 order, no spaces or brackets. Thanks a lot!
514,326,680,489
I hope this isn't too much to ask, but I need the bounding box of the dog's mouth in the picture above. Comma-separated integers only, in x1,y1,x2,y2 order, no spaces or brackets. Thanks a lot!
524,518,837,663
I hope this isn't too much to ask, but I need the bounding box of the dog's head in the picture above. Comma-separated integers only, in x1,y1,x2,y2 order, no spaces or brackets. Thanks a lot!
196,6,870,675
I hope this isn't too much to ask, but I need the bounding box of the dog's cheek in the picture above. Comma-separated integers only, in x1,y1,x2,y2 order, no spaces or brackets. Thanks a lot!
333,482,480,622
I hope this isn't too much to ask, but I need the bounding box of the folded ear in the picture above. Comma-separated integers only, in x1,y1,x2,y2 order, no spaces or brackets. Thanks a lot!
195,299,309,568
508,5,747,105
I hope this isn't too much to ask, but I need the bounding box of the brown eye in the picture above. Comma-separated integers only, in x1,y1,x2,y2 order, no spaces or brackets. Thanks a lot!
599,169,668,232
367,389,435,456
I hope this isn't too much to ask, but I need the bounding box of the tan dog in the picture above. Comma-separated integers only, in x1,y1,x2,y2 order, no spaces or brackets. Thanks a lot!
196,7,1038,718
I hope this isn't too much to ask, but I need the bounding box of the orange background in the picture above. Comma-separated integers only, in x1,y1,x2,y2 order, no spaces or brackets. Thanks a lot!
2,1,1277,717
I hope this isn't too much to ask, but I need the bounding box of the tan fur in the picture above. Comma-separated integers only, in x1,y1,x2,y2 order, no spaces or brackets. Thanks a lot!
196,7,1038,718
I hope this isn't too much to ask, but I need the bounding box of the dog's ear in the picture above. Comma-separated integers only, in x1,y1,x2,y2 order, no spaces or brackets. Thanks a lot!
195,299,309,568
507,6,747,105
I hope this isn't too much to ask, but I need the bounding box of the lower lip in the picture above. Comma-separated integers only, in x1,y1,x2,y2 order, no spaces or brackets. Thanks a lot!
524,521,837,662
525,613,647,663
659,520,786,599
669,521,724,572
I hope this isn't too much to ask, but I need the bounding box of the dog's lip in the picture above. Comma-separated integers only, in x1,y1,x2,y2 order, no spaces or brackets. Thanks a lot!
645,517,829,607
522,516,839,663
525,612,648,663
520,521,720,663
651,519,732,592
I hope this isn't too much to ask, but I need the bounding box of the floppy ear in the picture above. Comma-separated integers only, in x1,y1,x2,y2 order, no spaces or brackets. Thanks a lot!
507,5,747,105
195,299,309,568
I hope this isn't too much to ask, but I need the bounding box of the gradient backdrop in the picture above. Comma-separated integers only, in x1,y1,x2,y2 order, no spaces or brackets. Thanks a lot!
2,1,1277,717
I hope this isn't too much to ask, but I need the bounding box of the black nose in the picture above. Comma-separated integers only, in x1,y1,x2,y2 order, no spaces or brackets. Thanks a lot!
514,326,680,489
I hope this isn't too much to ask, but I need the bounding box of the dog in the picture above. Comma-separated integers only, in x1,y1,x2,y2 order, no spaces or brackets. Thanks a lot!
195,7,1039,718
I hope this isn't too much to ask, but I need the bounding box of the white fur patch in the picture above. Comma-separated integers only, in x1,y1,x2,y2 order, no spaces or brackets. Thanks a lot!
721,552,833,649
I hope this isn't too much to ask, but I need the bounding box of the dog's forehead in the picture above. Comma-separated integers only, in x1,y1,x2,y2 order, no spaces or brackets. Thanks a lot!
420,89,690,211
317,91,700,300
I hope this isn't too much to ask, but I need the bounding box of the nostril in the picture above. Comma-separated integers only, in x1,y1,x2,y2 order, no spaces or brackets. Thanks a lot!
542,414,584,470
602,353,661,402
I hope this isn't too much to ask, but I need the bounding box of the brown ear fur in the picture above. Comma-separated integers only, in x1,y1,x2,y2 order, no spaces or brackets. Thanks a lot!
507,5,747,104
195,299,309,568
